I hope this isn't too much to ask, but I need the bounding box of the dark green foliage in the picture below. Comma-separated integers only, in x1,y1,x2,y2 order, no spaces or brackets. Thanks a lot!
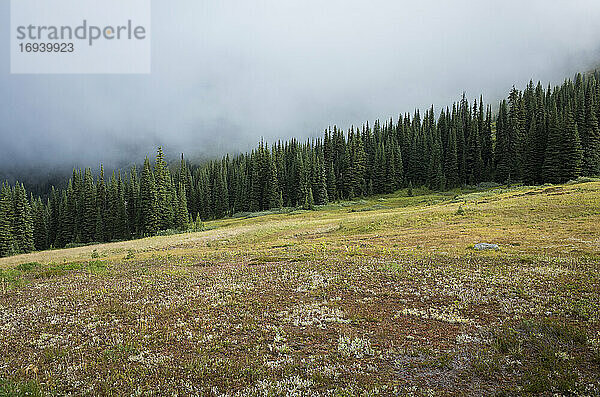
2,70,600,258
95,166,107,242
140,157,158,236
495,100,511,183
313,154,329,205
0,184,14,257
127,166,140,237
31,196,47,251
582,83,600,175
12,183,34,254
81,168,96,242
212,163,229,219
175,182,189,230
544,105,583,183
507,87,526,181
154,147,174,230
561,108,584,180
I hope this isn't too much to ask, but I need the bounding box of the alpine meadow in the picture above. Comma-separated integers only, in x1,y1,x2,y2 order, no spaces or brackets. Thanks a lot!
2,1,600,396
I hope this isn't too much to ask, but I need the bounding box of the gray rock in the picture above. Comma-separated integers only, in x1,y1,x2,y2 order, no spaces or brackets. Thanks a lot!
473,243,499,251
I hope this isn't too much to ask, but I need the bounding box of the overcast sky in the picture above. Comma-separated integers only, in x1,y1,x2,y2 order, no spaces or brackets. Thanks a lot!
2,0,600,174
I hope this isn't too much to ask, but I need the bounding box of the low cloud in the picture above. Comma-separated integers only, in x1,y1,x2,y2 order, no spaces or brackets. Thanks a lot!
1,0,600,175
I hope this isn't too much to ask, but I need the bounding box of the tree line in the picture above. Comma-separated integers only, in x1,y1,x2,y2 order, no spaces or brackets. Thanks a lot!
1,72,599,257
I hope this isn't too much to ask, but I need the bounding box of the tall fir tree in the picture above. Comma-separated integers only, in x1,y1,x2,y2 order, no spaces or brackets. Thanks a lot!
82,168,96,242
32,196,48,251
140,157,159,235
0,184,14,257
154,147,174,230
582,86,600,175
12,183,34,254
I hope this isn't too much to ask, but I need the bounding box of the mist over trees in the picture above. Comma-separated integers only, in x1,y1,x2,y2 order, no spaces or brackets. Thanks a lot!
1,72,599,257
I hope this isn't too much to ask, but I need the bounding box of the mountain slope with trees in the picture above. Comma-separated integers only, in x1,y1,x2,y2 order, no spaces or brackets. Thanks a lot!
1,71,600,257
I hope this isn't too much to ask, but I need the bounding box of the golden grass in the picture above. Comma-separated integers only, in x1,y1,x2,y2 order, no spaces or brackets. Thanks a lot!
3,181,597,269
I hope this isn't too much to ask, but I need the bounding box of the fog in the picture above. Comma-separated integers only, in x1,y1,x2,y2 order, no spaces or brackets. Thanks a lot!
2,0,600,178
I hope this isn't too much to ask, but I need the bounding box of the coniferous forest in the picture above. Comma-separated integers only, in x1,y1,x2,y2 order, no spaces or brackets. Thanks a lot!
1,72,600,258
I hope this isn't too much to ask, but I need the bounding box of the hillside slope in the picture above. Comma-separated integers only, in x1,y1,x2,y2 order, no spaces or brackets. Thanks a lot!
1,181,599,395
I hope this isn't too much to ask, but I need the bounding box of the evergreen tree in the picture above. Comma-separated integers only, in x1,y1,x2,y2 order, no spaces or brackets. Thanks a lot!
175,182,189,230
48,186,60,248
95,166,107,242
81,168,96,242
393,140,404,188
428,136,445,190
127,166,140,237
561,108,583,181
522,87,547,185
266,153,281,209
140,157,158,235
583,87,600,175
495,100,511,182
481,106,494,180
326,161,336,202
154,147,174,230
0,184,14,257
212,165,229,219
444,125,459,188
32,196,48,251
115,172,129,239
94,207,103,243
12,183,34,253
542,102,563,183
543,104,582,182
314,154,329,205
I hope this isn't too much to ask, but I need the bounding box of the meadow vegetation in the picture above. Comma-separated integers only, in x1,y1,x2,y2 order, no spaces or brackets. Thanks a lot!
1,181,599,395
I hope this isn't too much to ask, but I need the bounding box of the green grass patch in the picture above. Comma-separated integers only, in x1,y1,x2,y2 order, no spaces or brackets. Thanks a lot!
0,379,43,397
0,260,109,286
474,320,597,394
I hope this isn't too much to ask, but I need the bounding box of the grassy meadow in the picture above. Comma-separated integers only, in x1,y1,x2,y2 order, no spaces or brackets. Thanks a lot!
1,181,599,396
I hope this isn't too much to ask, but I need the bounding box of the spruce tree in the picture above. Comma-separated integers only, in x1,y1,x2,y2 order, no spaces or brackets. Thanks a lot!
47,187,60,248
428,137,445,190
393,140,404,189
495,100,511,182
94,207,103,243
115,172,129,239
212,165,229,219
106,173,119,241
444,126,459,188
561,108,583,181
314,154,329,205
542,103,583,183
384,140,396,193
140,157,158,235
583,87,600,175
326,161,336,202
175,182,189,230
0,184,14,257
481,106,494,181
82,168,96,242
96,166,107,242
154,147,174,230
266,154,281,209
522,88,547,185
32,196,48,251
249,150,262,211
55,191,68,248
12,183,34,253
127,166,140,237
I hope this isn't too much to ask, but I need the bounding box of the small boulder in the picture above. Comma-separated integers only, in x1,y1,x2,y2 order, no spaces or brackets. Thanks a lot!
473,243,499,251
